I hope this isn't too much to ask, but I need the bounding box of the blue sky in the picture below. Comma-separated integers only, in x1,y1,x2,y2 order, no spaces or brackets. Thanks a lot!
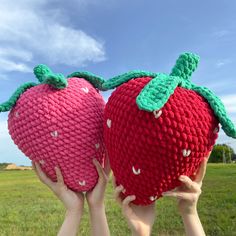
0,0,235,165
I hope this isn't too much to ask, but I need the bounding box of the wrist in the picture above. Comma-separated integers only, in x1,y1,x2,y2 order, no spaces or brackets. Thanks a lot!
66,208,83,218
180,206,198,217
88,203,105,212
131,223,152,236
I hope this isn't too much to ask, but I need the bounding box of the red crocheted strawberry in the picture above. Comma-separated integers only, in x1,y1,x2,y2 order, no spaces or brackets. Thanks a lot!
102,53,236,205
0,65,106,191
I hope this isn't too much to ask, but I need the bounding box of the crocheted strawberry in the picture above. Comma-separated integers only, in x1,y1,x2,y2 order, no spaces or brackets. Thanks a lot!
102,53,236,205
0,65,106,192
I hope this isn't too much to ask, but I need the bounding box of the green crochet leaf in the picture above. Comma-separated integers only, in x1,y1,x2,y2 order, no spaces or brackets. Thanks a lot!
0,82,37,112
190,84,236,138
43,73,68,89
102,70,157,90
136,74,181,112
67,72,105,90
34,64,67,89
170,52,200,80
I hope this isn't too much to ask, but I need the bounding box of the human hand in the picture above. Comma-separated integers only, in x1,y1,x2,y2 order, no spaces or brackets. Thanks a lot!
114,182,155,236
162,157,208,216
86,158,110,209
32,161,84,214
85,158,111,236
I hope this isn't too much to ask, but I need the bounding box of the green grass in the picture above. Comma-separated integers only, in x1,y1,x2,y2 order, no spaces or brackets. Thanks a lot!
0,164,235,236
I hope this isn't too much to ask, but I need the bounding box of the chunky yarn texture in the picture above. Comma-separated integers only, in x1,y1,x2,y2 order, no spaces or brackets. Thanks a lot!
102,53,235,205
1,66,105,191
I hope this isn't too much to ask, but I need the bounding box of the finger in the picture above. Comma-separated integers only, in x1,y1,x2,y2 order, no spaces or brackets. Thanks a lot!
162,191,195,201
194,158,208,183
122,195,136,216
112,176,126,193
76,192,85,201
93,159,108,183
104,152,111,177
179,175,199,192
33,161,53,187
114,185,124,204
55,166,64,185
31,161,35,170
112,175,117,188
122,195,136,207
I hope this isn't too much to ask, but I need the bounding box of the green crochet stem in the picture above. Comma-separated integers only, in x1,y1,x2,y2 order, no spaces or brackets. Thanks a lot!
67,71,105,91
137,52,200,112
34,64,68,89
0,64,65,112
101,52,236,138
0,82,37,112
0,65,103,112
170,52,200,80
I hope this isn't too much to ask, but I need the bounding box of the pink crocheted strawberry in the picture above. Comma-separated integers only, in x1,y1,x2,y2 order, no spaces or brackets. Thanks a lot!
0,65,106,191
102,53,236,205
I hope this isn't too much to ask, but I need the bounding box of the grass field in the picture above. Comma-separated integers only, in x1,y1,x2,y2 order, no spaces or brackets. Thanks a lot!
0,164,235,236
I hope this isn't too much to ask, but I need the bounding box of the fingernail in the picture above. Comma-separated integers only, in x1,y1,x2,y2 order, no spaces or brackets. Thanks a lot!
118,185,124,190
122,188,126,194
179,176,185,181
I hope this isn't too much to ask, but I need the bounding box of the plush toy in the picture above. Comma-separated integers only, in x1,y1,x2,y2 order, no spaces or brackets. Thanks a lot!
0,65,106,192
102,53,236,205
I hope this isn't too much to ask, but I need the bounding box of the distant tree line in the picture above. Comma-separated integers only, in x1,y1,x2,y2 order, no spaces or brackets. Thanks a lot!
209,144,235,163
0,163,10,171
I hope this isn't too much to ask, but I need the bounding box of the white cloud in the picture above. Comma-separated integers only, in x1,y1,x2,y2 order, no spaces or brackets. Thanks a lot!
205,80,235,92
220,94,236,113
0,48,33,62
0,0,106,72
0,58,31,73
0,120,8,137
213,30,230,38
0,119,30,165
217,113,236,152
35,25,106,66
217,130,236,152
216,59,232,68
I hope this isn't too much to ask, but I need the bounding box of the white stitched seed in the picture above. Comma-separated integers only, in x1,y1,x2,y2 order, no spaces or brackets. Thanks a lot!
78,180,86,186
51,131,58,138
39,160,45,165
132,166,141,175
213,127,219,134
107,119,112,128
15,111,19,117
149,196,157,201
183,149,191,157
153,110,162,119
81,87,89,93
95,143,100,149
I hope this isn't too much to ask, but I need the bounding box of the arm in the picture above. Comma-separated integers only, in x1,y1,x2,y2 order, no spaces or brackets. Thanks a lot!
58,210,82,236
86,159,110,236
163,157,208,236
114,182,155,236
32,162,84,236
